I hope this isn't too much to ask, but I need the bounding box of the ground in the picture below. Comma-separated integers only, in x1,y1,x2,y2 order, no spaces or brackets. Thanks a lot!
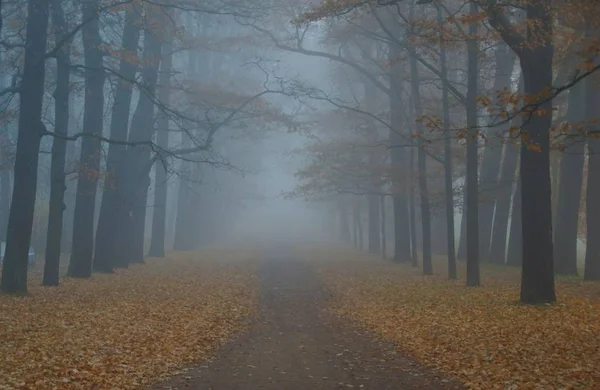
152,247,457,390
0,249,259,389
2,245,600,389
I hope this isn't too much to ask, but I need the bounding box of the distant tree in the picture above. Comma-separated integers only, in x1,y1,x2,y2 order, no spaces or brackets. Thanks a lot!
464,1,480,287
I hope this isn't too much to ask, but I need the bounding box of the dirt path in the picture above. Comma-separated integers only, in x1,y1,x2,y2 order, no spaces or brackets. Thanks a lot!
152,254,460,389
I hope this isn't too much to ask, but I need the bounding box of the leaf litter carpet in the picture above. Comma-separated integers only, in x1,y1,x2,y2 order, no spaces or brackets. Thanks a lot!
0,249,259,389
312,247,600,389
153,248,457,389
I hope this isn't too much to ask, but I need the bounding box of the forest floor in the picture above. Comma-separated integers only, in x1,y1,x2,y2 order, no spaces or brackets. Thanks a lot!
0,248,260,389
153,245,458,390
310,246,600,389
4,245,600,389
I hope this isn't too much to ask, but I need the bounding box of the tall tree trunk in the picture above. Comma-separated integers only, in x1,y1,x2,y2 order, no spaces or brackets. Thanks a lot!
380,195,386,258
550,152,560,229
389,42,411,262
339,200,351,244
584,72,600,280
408,54,432,274
0,136,10,241
430,212,448,255
478,45,516,260
0,0,50,293
457,186,467,261
409,146,418,266
407,6,431,273
357,199,364,251
518,1,556,304
353,199,359,249
62,111,77,253
113,19,162,266
489,142,519,264
148,39,172,258
465,1,480,286
554,82,585,275
173,46,198,251
43,0,71,286
368,193,381,254
507,171,522,266
173,174,195,250
68,0,105,278
438,3,456,278
93,6,142,272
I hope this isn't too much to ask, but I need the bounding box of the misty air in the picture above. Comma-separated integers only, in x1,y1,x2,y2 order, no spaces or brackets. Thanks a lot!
0,0,599,388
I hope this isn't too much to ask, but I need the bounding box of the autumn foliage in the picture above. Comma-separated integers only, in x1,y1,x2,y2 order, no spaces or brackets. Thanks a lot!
0,250,259,389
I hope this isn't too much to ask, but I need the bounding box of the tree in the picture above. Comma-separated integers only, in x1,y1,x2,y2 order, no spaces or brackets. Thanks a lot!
44,0,72,286
485,0,556,303
477,44,516,260
117,13,163,266
584,72,600,280
68,0,106,278
488,141,519,265
465,1,480,286
388,40,412,263
408,40,433,275
94,5,142,272
436,3,456,279
148,25,174,258
554,82,585,275
0,0,50,293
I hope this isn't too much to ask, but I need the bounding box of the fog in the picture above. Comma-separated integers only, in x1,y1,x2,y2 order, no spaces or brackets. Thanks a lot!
0,0,596,298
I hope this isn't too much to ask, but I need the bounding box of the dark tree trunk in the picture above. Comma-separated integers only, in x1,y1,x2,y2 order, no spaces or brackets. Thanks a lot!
0,0,49,293
113,21,162,267
380,195,386,259
389,42,411,262
368,194,381,254
43,0,71,286
465,1,480,286
489,142,519,264
93,7,142,272
478,45,516,260
68,0,105,278
438,4,456,278
554,82,585,275
584,72,600,280
148,40,172,258
61,134,76,252
518,3,556,304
